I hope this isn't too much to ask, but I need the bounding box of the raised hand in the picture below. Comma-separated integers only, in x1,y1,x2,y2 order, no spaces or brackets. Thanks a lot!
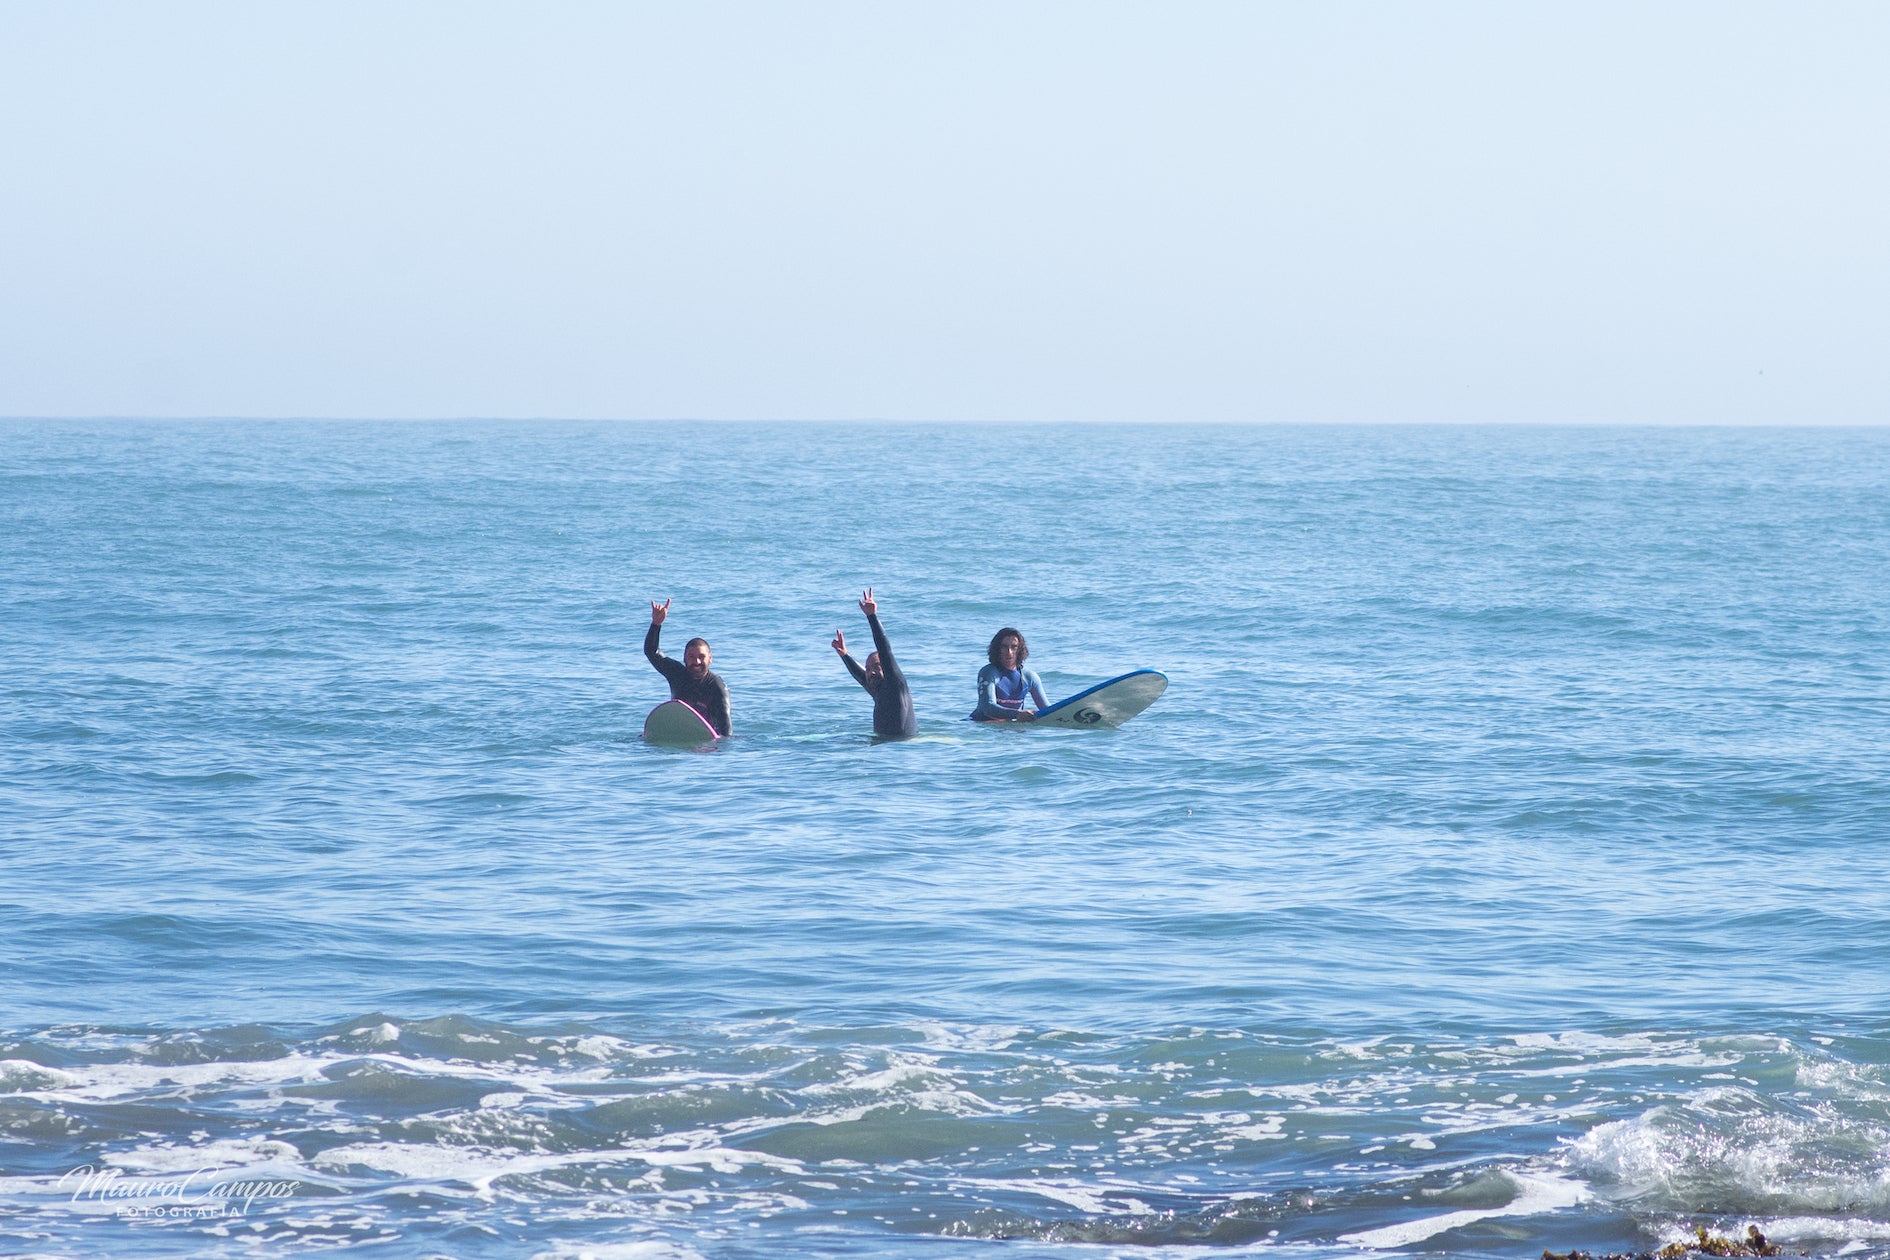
832,629,847,656
859,586,877,617
650,598,670,626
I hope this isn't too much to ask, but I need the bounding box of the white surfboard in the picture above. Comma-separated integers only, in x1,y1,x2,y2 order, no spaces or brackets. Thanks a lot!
1033,670,1168,729
643,699,721,745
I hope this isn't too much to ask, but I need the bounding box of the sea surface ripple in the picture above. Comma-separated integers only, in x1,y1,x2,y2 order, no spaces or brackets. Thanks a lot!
2,420,1887,1258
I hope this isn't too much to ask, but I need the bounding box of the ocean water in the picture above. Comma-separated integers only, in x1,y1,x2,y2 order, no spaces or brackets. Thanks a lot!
2,419,1888,1260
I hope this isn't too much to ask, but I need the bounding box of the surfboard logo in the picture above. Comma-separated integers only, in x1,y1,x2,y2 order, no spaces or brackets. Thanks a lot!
1074,708,1103,725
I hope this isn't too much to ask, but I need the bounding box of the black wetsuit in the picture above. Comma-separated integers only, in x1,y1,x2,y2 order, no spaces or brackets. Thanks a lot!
839,611,917,740
644,622,732,737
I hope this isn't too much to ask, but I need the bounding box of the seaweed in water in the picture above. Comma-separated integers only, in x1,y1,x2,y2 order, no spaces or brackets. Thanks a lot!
1543,1224,1787,1260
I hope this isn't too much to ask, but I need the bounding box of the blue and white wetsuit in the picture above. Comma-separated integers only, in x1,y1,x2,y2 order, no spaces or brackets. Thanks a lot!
972,664,1047,721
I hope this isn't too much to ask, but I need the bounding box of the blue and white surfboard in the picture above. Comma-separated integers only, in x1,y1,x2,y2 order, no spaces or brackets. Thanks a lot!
1033,669,1168,729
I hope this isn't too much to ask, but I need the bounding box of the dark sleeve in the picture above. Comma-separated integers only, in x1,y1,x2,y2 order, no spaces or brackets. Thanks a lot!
839,652,872,692
644,621,685,685
866,612,899,677
704,677,732,736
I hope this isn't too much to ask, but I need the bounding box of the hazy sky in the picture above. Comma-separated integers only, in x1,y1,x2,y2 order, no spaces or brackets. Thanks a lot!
3,2,1885,422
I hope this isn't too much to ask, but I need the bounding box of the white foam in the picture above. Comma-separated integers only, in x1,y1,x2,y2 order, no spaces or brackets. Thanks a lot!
913,1021,1029,1053
1338,1171,1589,1248
787,1059,1002,1123
954,1175,1121,1215
1221,1116,1287,1141
1797,1058,1890,1100
1564,1105,1890,1214
9,1047,642,1114
527,1241,708,1260
529,1034,680,1062
1043,1088,1111,1110
312,1136,805,1195
1505,1031,1669,1054
0,1059,82,1091
1706,1218,1890,1245
806,1062,941,1094
106,1138,301,1172
11,1051,346,1104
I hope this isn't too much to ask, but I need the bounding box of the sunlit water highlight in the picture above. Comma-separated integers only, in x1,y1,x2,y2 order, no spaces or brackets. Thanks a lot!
2,420,1887,1258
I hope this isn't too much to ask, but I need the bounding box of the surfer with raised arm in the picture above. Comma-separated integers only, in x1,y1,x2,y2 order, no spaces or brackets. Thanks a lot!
831,587,917,740
645,599,731,737
971,627,1047,722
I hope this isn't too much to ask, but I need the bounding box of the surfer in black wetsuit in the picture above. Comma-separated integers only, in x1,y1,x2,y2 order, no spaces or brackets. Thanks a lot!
832,587,917,740
645,599,732,736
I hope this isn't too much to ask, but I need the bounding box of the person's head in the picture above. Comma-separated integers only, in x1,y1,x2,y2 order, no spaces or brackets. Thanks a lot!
987,628,1027,670
864,651,884,690
683,638,712,681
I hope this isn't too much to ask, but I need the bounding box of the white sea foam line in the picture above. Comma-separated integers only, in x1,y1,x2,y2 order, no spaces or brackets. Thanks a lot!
477,1090,596,1112
952,1176,1122,1215
782,1081,1012,1125
534,1035,683,1062
12,1048,665,1107
1503,1052,1740,1077
105,1137,301,1172
1796,1060,1890,1096
800,1061,944,1095
1506,1032,1675,1053
616,1069,758,1086
770,1095,991,1130
527,1242,709,1260
0,1059,85,1090
1759,1217,1890,1244
1040,1091,1124,1109
311,1137,808,1196
12,1051,341,1101
912,1021,1030,1053
32,1029,162,1055
1337,1172,1590,1249
11,1120,810,1206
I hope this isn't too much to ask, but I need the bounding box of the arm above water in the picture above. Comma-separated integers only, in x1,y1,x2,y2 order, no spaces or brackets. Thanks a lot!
645,610,685,686
1024,668,1048,711
834,628,872,692
865,611,900,680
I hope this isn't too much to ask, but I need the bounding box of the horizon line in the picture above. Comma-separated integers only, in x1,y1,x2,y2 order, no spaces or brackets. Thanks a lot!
2,415,1885,429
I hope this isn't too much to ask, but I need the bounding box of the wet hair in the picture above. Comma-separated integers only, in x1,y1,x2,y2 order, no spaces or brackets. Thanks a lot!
986,627,1028,667
683,637,710,656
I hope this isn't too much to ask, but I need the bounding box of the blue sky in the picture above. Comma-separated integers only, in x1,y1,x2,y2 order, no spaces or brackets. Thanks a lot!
2,2,1885,422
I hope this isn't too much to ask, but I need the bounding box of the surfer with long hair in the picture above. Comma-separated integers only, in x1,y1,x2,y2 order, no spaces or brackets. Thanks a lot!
971,627,1047,722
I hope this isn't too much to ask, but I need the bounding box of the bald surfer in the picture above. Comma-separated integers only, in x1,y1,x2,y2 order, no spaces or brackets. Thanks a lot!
645,599,731,736
832,587,917,740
